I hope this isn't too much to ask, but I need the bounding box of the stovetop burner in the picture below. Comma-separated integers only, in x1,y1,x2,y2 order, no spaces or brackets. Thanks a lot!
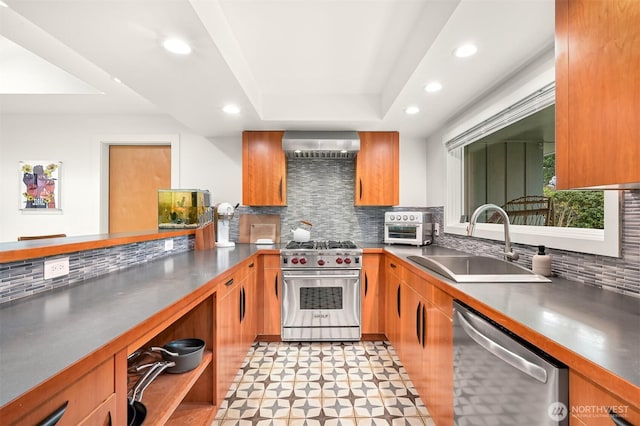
285,240,358,250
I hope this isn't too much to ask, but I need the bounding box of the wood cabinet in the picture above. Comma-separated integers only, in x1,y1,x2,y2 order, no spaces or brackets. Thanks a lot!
215,260,257,406
555,0,640,189
241,260,258,348
355,132,399,205
259,254,282,337
361,253,383,335
383,256,454,426
383,257,403,350
242,131,287,205
569,370,640,426
0,355,118,426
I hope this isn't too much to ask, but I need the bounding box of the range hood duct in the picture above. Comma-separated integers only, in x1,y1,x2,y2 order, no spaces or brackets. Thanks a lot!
282,131,360,159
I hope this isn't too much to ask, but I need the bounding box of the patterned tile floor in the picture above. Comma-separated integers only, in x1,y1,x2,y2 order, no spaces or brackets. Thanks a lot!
212,341,435,426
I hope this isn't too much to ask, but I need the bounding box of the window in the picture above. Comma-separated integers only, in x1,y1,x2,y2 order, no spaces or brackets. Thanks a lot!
444,83,620,257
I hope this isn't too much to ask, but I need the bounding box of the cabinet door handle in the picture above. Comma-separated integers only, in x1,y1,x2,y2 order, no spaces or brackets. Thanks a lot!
275,274,278,299
416,302,421,343
243,288,246,321
359,179,363,200
249,262,255,268
279,177,283,202
396,285,401,318
240,288,245,322
421,304,426,348
364,273,368,296
37,401,68,426
225,278,234,287
390,263,396,269
607,407,634,426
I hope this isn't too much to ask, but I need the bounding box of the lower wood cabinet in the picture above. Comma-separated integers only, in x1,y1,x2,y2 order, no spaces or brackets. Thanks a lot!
569,370,640,426
362,253,383,335
384,257,454,426
0,355,117,426
260,254,282,337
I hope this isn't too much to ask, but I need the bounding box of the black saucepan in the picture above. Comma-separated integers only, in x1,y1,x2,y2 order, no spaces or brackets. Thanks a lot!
150,338,205,374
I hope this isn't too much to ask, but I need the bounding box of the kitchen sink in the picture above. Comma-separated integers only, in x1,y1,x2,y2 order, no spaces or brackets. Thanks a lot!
407,255,551,283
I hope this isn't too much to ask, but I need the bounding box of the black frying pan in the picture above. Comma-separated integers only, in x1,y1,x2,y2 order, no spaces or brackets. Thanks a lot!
150,338,205,373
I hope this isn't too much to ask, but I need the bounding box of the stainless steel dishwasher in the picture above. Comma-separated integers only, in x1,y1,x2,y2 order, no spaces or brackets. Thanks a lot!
453,301,569,426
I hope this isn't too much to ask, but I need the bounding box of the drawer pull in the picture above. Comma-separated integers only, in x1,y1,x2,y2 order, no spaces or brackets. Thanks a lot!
37,401,68,426
225,278,234,287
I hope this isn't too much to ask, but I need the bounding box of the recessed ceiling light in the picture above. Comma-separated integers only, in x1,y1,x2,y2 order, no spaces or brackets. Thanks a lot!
162,38,192,55
223,104,240,114
112,77,122,84
0,1,8,7
453,43,478,58
424,82,442,93
405,106,420,115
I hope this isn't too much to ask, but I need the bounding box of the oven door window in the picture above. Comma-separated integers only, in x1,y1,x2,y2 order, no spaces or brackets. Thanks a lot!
300,287,342,310
281,271,360,328
387,225,418,240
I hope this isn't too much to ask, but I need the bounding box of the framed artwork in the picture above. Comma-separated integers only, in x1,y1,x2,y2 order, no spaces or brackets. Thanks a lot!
19,161,62,211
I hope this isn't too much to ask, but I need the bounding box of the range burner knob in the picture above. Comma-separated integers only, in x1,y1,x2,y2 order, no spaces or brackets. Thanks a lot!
291,257,299,264
300,258,307,265
336,258,344,264
317,259,325,266
344,258,352,264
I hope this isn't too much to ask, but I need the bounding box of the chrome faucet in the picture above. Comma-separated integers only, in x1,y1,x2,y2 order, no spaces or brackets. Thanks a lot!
467,203,520,262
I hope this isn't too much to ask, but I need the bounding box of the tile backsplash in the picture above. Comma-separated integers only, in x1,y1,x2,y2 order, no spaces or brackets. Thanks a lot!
0,235,193,304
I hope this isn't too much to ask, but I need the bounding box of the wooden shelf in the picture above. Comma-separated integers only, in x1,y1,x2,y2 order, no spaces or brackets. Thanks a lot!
137,350,213,425
166,402,217,425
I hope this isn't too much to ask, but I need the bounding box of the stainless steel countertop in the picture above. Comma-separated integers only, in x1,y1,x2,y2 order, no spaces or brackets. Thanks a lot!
1,243,638,408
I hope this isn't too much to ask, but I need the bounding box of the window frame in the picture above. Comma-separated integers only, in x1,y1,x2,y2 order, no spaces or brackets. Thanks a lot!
443,84,621,258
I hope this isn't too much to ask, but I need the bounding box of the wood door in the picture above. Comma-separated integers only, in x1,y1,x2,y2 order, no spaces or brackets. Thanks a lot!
555,0,640,189
241,261,258,347
242,131,286,206
383,272,402,350
216,283,242,405
260,255,282,337
355,132,399,206
109,145,171,233
427,300,454,426
569,370,640,426
399,283,424,392
361,254,381,334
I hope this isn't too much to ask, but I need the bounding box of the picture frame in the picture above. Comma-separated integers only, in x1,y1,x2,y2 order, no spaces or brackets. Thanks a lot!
19,161,62,211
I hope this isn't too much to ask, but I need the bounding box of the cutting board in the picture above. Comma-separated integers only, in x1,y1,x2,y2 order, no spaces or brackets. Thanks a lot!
238,214,281,243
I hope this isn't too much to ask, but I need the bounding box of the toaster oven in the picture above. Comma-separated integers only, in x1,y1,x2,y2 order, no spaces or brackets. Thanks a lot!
384,211,433,246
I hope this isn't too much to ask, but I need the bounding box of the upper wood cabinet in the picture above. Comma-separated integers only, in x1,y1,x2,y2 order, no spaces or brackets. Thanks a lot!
355,132,399,205
555,0,640,189
242,131,287,206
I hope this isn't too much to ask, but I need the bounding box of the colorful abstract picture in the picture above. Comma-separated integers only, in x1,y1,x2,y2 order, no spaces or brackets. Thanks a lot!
20,161,61,210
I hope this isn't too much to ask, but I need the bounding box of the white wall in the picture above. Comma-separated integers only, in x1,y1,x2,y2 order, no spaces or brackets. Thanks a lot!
398,134,428,207
0,113,427,242
0,114,243,242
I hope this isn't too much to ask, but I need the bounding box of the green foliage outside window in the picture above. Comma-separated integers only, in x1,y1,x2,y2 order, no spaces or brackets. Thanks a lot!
543,154,604,229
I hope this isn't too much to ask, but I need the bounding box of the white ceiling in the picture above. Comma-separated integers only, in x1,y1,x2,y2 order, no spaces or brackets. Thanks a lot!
0,0,555,139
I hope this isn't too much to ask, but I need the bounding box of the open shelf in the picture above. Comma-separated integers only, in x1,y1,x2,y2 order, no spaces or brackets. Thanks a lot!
136,350,214,425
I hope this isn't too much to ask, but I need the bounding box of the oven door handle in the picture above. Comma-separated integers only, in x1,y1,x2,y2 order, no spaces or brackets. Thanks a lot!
282,274,360,279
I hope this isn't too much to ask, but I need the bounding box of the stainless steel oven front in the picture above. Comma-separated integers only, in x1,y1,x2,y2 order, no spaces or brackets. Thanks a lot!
281,269,361,341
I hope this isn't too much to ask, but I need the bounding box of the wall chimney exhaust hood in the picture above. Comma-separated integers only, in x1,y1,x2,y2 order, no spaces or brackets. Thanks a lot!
282,131,360,159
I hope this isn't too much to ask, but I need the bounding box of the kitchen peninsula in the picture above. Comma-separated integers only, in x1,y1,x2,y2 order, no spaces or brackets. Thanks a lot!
1,235,638,425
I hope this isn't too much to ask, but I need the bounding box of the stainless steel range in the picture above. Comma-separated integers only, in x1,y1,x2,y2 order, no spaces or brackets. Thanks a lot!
280,240,362,341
